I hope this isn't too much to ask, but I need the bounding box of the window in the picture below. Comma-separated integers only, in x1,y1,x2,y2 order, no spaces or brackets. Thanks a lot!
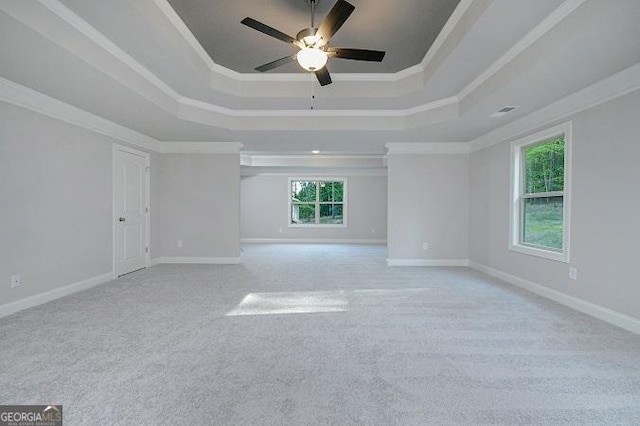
510,122,571,262
289,178,347,227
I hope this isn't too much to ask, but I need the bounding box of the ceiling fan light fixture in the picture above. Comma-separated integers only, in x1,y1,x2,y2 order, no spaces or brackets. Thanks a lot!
297,47,328,71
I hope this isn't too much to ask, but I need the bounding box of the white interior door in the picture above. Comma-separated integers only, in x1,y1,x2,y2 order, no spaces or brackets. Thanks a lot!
114,145,149,276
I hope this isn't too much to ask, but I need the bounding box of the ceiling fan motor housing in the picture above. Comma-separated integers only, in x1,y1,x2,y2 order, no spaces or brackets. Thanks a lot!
297,27,322,47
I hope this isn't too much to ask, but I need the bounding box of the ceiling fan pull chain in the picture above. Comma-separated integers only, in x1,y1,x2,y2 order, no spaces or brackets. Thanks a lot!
310,74,316,110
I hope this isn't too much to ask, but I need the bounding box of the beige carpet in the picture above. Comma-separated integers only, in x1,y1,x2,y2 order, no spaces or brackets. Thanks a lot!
1,244,639,424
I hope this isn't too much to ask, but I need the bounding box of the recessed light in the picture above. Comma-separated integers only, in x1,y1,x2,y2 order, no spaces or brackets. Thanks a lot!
490,106,519,117
311,150,320,154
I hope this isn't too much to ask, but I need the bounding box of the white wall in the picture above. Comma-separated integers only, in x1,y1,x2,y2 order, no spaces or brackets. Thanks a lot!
240,174,387,242
387,154,469,262
0,102,153,307
469,89,640,320
159,154,240,259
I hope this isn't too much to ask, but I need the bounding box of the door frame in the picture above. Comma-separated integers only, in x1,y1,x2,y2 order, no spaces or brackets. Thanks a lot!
112,143,151,277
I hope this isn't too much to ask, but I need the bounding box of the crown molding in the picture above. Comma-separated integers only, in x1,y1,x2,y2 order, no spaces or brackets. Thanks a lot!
160,142,243,154
177,95,458,131
458,0,588,101
385,142,470,155
2,0,586,133
0,76,160,152
469,61,640,153
240,154,385,169
154,0,483,98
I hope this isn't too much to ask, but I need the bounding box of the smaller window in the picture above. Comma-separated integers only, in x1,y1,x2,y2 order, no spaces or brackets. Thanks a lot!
510,122,571,262
289,178,347,227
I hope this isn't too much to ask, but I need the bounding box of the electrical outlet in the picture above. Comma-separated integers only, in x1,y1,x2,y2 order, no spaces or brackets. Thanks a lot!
569,267,577,280
278,228,283,234
11,275,20,288
422,242,429,250
177,240,183,248
371,228,376,234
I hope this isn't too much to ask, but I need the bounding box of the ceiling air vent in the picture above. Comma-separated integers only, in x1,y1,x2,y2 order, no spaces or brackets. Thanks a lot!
490,106,519,117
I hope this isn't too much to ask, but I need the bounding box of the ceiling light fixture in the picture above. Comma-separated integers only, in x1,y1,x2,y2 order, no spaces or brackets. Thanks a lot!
241,0,385,86
311,150,320,154
297,47,328,71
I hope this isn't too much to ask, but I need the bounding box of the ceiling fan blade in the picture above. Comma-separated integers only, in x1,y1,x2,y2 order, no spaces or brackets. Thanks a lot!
315,67,332,86
241,17,301,47
316,0,355,46
327,47,386,62
255,54,298,72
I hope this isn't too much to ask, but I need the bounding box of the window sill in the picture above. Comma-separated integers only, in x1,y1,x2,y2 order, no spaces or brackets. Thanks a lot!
509,243,569,263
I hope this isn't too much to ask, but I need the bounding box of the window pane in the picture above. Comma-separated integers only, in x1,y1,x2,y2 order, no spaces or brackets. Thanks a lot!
319,204,343,224
523,196,563,250
319,181,344,202
291,181,316,202
291,203,315,224
523,138,565,194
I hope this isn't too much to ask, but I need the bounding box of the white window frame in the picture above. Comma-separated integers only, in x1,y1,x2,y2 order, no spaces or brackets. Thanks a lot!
288,177,348,228
509,122,572,263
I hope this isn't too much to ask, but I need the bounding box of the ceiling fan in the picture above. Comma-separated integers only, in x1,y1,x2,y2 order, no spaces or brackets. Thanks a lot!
241,0,385,86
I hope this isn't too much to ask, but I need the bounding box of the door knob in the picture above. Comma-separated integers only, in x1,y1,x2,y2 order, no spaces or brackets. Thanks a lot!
118,217,126,222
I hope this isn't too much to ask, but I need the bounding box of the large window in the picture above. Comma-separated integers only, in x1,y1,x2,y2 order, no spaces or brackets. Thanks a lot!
289,178,346,227
510,122,571,262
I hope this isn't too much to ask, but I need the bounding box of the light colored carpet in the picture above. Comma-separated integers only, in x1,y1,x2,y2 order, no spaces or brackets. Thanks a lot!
1,244,640,425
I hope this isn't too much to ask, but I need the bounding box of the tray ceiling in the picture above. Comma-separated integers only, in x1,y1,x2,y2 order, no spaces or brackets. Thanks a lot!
166,0,461,73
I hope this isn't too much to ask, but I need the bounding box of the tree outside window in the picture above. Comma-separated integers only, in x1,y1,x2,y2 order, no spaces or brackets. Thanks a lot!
290,179,346,226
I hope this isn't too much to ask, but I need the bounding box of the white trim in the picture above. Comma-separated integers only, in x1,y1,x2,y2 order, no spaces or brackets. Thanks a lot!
152,256,241,264
458,0,588,100
386,259,470,267
2,1,637,153
113,144,151,277
178,95,457,118
159,142,243,154
0,76,160,152
39,0,180,101
152,0,475,87
150,0,219,73
241,168,387,177
385,142,470,155
288,177,348,228
469,262,640,335
0,272,114,319
469,62,640,153
241,238,386,245
419,0,476,70
241,154,386,170
508,122,571,263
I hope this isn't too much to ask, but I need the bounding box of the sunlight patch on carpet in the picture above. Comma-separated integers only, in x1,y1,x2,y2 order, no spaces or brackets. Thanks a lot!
227,291,348,316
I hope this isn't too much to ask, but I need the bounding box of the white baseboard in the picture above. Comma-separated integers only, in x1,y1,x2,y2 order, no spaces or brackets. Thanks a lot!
386,258,470,267
0,271,115,319
241,238,387,244
469,261,640,335
152,256,241,265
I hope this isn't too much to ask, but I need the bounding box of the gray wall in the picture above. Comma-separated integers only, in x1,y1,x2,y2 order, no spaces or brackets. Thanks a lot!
1,103,120,306
240,174,387,241
387,154,469,260
0,102,240,309
469,89,640,319
159,154,240,258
